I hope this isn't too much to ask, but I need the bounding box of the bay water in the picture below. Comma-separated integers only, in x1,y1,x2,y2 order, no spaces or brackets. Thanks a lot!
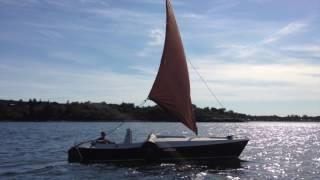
0,122,320,179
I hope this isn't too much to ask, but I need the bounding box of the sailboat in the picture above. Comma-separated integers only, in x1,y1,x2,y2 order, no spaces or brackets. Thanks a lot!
68,0,248,164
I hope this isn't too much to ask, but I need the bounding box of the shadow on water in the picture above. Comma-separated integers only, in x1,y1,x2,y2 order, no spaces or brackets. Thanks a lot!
0,155,258,180
71,158,249,179
95,158,245,172
1,158,250,179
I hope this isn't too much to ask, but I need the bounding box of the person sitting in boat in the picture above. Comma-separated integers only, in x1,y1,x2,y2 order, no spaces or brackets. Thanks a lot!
96,131,114,144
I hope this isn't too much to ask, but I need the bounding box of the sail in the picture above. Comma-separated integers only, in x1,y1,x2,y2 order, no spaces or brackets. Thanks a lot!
148,0,198,134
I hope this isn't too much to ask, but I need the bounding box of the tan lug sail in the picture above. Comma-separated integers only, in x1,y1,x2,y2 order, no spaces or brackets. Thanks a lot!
148,0,197,134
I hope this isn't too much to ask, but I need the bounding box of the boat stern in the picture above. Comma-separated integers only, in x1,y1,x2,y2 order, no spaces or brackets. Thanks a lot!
68,146,82,163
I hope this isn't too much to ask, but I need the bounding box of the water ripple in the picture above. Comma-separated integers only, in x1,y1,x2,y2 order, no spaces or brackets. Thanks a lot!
1,122,320,179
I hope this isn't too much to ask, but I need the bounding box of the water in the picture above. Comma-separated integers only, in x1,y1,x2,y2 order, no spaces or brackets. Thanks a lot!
0,122,320,179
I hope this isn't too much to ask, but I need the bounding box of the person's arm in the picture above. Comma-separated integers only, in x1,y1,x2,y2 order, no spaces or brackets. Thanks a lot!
106,139,115,144
96,137,107,144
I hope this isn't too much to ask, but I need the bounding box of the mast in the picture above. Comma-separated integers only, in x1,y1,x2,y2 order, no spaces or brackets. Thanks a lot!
148,0,197,134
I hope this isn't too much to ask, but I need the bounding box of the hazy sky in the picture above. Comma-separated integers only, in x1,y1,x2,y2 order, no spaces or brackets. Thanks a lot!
0,0,319,116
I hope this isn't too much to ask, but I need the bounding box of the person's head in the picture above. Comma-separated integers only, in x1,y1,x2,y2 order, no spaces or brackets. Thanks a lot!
101,131,106,137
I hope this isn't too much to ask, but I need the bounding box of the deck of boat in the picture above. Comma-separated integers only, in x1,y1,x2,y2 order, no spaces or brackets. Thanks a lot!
77,134,248,149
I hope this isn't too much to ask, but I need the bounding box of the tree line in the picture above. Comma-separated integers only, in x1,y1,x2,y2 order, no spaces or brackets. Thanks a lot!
0,99,319,122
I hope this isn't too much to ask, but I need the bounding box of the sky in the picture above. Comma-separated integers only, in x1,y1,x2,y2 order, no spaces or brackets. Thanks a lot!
0,0,319,116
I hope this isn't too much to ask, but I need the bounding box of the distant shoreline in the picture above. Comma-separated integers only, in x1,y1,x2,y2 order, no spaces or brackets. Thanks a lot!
1,120,320,123
0,119,248,122
1,99,319,122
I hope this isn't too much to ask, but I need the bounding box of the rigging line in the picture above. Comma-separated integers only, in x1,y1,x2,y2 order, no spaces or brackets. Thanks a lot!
106,98,148,136
106,121,125,136
138,98,148,107
187,58,225,109
187,59,238,136
187,59,233,136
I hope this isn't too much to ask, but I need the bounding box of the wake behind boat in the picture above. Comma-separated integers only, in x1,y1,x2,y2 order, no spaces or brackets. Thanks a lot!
68,0,249,164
